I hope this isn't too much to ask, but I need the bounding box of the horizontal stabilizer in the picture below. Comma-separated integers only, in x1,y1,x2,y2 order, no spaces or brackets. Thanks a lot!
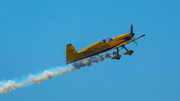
111,55,121,60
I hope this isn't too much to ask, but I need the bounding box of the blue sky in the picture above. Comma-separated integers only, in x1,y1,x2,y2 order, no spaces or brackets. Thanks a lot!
0,0,180,101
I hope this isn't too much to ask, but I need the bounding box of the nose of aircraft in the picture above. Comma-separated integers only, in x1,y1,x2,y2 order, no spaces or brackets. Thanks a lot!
131,32,135,37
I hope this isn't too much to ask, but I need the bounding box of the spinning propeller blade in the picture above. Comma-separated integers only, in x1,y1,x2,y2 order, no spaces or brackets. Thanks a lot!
130,25,138,46
133,40,138,46
131,25,133,34
130,25,135,37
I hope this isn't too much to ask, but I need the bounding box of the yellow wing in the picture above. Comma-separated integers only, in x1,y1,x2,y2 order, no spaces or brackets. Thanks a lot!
113,34,145,49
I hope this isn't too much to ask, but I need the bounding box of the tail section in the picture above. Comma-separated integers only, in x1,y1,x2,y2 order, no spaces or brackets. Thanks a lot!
66,43,78,64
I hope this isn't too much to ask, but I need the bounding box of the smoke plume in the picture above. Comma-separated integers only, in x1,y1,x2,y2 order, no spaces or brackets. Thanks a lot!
0,51,117,94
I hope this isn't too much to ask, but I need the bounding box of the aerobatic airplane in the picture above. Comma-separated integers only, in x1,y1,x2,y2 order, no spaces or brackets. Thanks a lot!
66,25,145,64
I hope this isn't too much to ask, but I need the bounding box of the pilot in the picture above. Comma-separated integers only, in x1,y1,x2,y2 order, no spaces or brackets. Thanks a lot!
103,39,106,43
109,39,113,42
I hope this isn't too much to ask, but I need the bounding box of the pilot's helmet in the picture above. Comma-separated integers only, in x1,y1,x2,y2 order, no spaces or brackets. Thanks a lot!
103,39,106,43
109,39,113,42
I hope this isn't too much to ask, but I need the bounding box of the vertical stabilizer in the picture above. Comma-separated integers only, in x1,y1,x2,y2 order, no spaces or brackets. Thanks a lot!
66,43,78,64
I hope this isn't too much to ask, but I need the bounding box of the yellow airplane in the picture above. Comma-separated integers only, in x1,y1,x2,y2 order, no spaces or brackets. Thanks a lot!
66,25,145,64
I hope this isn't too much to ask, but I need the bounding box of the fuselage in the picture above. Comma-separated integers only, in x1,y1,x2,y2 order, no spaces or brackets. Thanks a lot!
71,33,132,63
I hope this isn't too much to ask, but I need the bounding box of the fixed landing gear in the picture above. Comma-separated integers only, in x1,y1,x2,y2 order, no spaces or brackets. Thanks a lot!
111,47,121,60
122,45,128,51
116,48,120,60
116,47,119,55
112,45,133,60
122,45,134,55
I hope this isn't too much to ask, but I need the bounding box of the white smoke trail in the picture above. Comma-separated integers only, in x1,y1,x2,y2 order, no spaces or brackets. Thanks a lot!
0,51,118,94
0,65,74,94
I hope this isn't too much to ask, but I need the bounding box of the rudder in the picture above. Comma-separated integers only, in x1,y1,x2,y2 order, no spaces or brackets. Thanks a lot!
66,43,78,64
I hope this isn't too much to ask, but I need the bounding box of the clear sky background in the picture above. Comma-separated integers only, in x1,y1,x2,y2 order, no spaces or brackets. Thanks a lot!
0,0,180,101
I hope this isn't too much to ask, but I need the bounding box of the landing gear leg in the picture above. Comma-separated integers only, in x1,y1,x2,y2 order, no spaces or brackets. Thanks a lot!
116,47,119,55
122,45,133,55
116,48,120,60
122,45,128,51
111,48,121,60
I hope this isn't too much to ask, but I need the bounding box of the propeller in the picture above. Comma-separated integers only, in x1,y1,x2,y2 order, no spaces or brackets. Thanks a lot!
130,25,138,46
133,40,138,46
130,25,135,37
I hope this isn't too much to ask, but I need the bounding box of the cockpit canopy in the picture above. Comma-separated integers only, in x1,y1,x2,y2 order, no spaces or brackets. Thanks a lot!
98,37,113,43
